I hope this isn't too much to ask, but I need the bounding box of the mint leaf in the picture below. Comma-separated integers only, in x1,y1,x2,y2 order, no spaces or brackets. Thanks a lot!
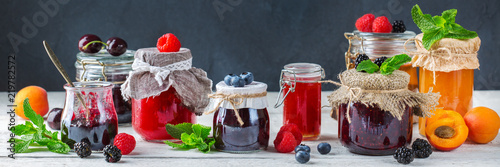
165,124,185,140
175,123,194,135
15,136,33,153
356,60,380,73
380,54,412,75
445,23,478,39
11,123,37,135
411,5,439,33
180,133,198,145
442,9,457,23
47,140,70,154
164,140,193,149
422,28,446,50
432,16,446,28
22,98,44,127
35,138,52,146
192,124,211,140
51,131,59,140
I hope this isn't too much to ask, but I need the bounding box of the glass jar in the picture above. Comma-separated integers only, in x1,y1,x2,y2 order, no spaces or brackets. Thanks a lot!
61,82,118,151
276,63,324,140
344,31,419,92
132,88,196,142
75,50,135,123
213,81,270,153
418,69,474,135
338,102,413,155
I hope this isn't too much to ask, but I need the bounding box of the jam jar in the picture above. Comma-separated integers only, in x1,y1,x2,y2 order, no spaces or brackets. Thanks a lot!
75,50,135,123
338,103,413,155
344,31,419,92
276,63,324,140
60,82,118,151
212,81,270,153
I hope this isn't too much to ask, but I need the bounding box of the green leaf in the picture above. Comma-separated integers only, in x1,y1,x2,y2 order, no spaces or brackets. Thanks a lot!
180,133,198,145
164,140,193,149
11,123,37,135
175,123,194,135
35,138,52,146
432,16,446,28
196,142,209,153
51,131,59,140
422,28,446,50
411,4,439,33
47,140,70,154
192,124,211,140
445,23,478,39
356,60,380,74
22,98,44,127
380,54,412,75
442,9,457,23
14,136,33,153
165,124,184,140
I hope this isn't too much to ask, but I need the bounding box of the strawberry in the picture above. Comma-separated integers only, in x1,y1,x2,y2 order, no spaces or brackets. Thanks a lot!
279,123,302,145
274,131,297,153
157,33,181,52
355,13,375,32
372,16,393,33
113,133,136,155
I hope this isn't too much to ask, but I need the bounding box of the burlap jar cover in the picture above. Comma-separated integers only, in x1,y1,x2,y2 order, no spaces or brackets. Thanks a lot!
327,69,440,122
409,33,480,72
121,47,213,115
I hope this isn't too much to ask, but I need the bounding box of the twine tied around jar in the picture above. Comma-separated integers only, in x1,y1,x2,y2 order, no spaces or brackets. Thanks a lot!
204,91,268,126
403,36,480,85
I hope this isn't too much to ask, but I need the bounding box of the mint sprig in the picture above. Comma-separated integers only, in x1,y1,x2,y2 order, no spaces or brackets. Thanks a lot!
355,54,411,75
10,98,70,154
164,123,215,153
411,4,478,50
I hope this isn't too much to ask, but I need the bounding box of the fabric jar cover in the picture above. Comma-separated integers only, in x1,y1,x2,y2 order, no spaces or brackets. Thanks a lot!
121,47,213,115
210,81,268,110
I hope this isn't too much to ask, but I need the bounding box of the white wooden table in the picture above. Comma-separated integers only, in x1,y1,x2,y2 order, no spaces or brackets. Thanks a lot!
1,91,499,167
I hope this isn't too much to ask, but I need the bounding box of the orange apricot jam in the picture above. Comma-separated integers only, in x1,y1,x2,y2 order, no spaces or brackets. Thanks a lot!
418,68,474,136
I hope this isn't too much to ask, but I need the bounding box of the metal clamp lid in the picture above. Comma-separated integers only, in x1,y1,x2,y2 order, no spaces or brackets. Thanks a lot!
274,68,325,108
77,59,132,84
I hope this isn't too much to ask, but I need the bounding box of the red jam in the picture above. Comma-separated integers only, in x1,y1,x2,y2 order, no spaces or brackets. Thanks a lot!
338,103,413,155
283,81,322,140
132,88,196,141
213,108,270,152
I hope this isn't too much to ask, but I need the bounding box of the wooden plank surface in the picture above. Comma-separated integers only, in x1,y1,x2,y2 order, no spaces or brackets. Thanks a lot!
1,91,499,167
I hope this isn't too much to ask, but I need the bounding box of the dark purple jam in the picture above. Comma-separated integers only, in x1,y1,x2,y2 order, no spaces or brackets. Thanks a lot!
61,116,118,151
112,85,131,123
338,103,413,155
213,108,270,152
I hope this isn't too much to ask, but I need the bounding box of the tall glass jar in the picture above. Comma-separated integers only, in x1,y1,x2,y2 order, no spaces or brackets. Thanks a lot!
60,82,118,151
213,81,270,153
276,63,324,140
75,50,135,123
344,31,418,92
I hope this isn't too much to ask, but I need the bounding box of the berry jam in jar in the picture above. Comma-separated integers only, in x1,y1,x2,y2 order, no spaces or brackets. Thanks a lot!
338,103,413,155
276,63,324,140
75,50,135,123
132,88,196,141
60,82,118,151
212,81,270,153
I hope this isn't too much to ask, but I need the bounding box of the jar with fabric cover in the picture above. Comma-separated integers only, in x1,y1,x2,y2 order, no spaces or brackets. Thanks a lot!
121,47,213,142
75,50,134,123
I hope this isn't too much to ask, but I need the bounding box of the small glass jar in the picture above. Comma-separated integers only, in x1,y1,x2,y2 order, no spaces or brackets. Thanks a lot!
60,82,118,151
213,81,270,153
338,103,413,155
276,63,324,140
344,31,419,92
132,88,196,142
75,50,135,123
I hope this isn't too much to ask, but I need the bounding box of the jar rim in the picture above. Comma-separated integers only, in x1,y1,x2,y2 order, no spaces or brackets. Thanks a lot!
351,30,416,39
63,81,114,90
284,63,322,73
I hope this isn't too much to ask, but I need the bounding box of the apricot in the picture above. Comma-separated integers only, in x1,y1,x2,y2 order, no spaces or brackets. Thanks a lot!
425,109,468,151
14,86,49,119
464,107,500,144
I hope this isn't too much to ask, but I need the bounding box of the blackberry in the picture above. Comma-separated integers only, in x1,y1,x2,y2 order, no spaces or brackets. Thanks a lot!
103,145,122,163
74,142,92,158
412,138,433,158
354,54,370,69
392,20,406,33
393,147,415,164
374,56,388,67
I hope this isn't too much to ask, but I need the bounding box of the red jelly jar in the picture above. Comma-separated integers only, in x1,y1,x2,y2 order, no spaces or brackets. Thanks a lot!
338,103,413,155
276,63,324,140
212,81,270,152
61,82,118,151
132,87,196,142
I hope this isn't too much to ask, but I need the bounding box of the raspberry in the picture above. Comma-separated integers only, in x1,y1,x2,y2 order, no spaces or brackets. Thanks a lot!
113,133,136,155
279,123,302,145
355,13,375,32
157,33,181,52
372,16,393,33
274,131,297,153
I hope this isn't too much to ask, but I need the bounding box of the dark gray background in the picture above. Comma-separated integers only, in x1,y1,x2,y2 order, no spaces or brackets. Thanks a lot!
2,0,499,91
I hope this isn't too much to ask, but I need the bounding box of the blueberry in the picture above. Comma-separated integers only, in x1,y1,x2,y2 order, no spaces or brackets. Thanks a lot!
295,144,311,153
224,74,237,86
317,142,331,155
240,72,254,85
231,76,245,87
295,151,310,164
